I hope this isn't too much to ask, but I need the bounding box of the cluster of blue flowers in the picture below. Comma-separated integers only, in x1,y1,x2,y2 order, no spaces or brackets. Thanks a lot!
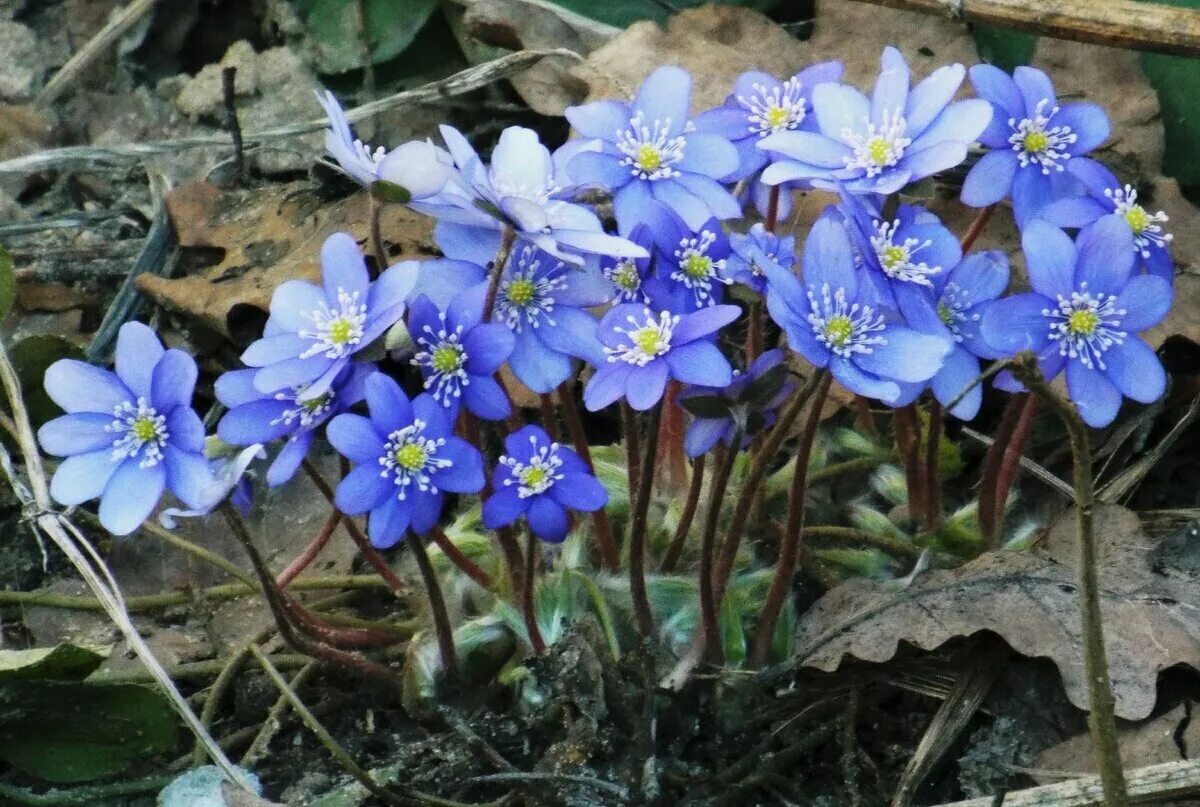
40,47,1174,541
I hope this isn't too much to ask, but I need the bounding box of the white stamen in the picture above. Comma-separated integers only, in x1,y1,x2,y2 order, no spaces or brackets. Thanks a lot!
270,387,335,429
605,309,679,366
494,247,567,332
411,313,471,407
1008,98,1077,174
107,398,169,468
616,112,688,181
299,288,368,359
739,78,808,137
604,258,647,303
1044,282,1127,370
806,283,888,358
670,229,731,307
499,435,565,498
937,282,980,343
1105,184,1173,258
870,220,941,286
378,420,452,500
842,109,911,177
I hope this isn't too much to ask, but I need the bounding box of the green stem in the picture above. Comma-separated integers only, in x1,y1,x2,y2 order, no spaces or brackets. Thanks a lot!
0,775,175,805
1011,353,1128,806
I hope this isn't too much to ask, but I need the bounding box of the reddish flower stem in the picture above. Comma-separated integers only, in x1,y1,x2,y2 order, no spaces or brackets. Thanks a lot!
924,399,943,532
462,413,525,594
428,525,494,590
660,453,706,572
629,402,663,639
959,204,995,253
407,530,460,679
750,371,831,667
522,530,547,654
892,404,926,521
538,393,561,443
621,401,641,513
660,380,688,492
978,392,1028,549
557,380,620,571
700,429,744,664
991,393,1041,545
277,508,340,588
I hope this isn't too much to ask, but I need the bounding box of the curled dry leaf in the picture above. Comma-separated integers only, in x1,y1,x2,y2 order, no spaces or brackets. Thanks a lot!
793,504,1200,721
136,180,434,339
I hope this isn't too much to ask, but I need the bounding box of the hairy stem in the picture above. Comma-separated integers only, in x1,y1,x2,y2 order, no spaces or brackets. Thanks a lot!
751,371,831,667
482,226,517,322
277,508,340,587
893,404,926,521
661,380,688,492
408,530,460,679
369,195,388,273
558,379,620,570
428,525,494,590
1010,354,1128,806
924,399,943,532
630,402,663,639
538,393,561,442
700,426,745,664
990,394,1041,545
522,530,547,653
660,453,706,572
621,400,642,512
959,204,995,253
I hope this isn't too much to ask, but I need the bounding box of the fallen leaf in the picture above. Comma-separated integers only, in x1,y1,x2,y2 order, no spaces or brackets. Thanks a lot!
137,180,434,339
793,504,1200,721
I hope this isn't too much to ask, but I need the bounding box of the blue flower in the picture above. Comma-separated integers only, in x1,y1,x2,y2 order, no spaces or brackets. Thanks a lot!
242,232,417,400
583,303,739,411
981,218,1171,428
412,125,646,266
643,213,732,310
316,90,452,198
327,376,485,548
923,251,1010,420
38,322,213,536
482,425,608,542
762,214,952,406
758,47,992,196
961,65,1110,227
726,223,796,294
600,223,654,304
681,348,796,457
408,291,515,421
1041,158,1174,279
565,66,741,232
215,363,373,486
837,190,961,326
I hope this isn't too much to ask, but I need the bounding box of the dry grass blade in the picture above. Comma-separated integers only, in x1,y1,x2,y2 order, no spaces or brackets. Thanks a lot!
936,757,1200,806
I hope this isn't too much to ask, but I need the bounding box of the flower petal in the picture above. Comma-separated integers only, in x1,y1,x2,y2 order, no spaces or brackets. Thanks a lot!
99,460,165,536
50,450,119,506
1066,359,1122,428
664,341,733,387
268,281,325,334
527,496,569,542
813,83,871,141
364,373,414,434
961,150,1017,207
44,361,130,415
871,47,910,124
969,64,1023,120
483,487,529,528
151,350,197,410
633,66,691,138
463,323,515,374
1102,337,1165,405
684,417,729,458
980,293,1052,354
38,413,114,456
1013,66,1056,113
906,63,966,135
321,232,369,299
434,436,485,493
677,133,739,179
114,323,164,400
565,99,631,140
855,326,950,383
1022,220,1077,299
368,494,410,548
410,491,444,535
931,346,982,421
1076,215,1135,297
626,361,669,411
266,432,313,487
336,463,393,515
1115,274,1172,333
1057,102,1110,155
509,328,572,393
584,363,632,411
164,445,216,510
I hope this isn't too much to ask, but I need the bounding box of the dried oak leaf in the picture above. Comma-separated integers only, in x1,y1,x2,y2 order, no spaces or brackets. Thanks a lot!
793,505,1200,720
136,180,434,339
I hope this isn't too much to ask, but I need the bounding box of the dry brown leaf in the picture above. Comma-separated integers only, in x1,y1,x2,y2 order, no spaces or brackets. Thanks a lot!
137,180,434,338
793,505,1200,721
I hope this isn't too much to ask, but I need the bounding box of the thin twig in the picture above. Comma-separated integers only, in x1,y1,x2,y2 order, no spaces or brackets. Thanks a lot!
221,67,246,183
37,0,159,106
660,453,705,572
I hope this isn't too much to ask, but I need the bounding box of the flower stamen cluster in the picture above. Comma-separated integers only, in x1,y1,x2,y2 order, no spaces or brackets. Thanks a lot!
271,388,335,429
1008,98,1076,174
495,248,567,332
937,282,980,343
616,112,687,181
499,436,565,498
412,315,471,406
870,220,940,286
606,309,679,366
671,229,731,307
806,283,888,358
379,420,452,500
1105,185,1173,258
1044,283,1128,370
843,109,911,177
299,288,368,359
108,398,169,468
605,258,645,302
739,78,807,137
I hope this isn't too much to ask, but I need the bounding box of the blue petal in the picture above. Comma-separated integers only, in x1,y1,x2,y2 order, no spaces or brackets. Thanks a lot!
252,356,331,395
1102,337,1165,405
1013,66,1056,114
969,64,1023,120
1066,359,1121,428
833,358,901,404
584,363,632,411
44,361,130,415
462,323,515,375
677,133,739,179
268,281,325,334
872,47,910,124
904,141,968,182
327,413,385,462
365,373,414,434
433,437,485,493
757,131,852,168
215,369,262,408
1011,161,1054,228
1058,103,1110,155
612,181,658,235
368,494,410,548
166,406,205,453
509,328,572,393
534,307,604,365
321,232,369,299
1076,215,1135,296
633,66,691,138
855,326,950,384
684,417,728,458
802,214,858,297
164,445,215,510
813,83,870,141
905,63,965,135
672,304,741,344
626,361,669,410
1041,196,1108,228
565,99,630,140
371,259,419,313
980,293,1052,355
1065,157,1119,199
931,346,982,421
114,322,163,400
266,432,313,487
463,375,510,421
527,496,569,542
241,333,309,367
1115,274,1172,332
218,400,294,445
665,341,733,387
435,221,501,265
1022,220,1077,298
50,450,118,506
909,99,991,152
961,150,1018,207
483,487,529,528
410,257,486,309
336,463,392,515
99,460,165,536
568,150,630,190
38,413,114,456
410,490,444,535
151,350,197,410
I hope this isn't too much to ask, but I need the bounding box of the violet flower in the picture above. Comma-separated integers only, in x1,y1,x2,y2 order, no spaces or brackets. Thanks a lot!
681,348,796,457
38,322,214,536
583,303,739,411
242,232,417,400
482,425,608,542
327,375,485,548
981,218,1171,428
412,125,646,266
725,222,795,294
215,363,373,486
601,223,654,304
565,66,741,232
762,214,952,406
758,47,992,196
643,213,732,310
1041,158,1174,279
961,65,1110,227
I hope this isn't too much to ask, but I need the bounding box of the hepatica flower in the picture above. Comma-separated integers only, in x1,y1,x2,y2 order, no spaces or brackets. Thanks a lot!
681,348,795,457
601,223,653,304
316,90,451,199
982,219,1171,427
215,363,373,486
408,291,515,421
644,214,732,310
961,65,1110,227
725,223,796,294
328,375,484,548
413,125,645,266
565,66,741,232
759,47,991,196
38,322,213,536
482,426,608,542
243,232,417,400
1042,158,1174,279
762,215,951,405
584,303,739,411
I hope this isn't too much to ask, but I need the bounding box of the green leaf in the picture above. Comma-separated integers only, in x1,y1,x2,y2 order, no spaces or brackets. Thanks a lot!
718,594,746,668
972,24,1037,73
0,644,109,682
679,394,733,419
296,0,441,74
738,364,788,407
370,180,412,205
4,335,84,429
1140,0,1200,187
0,244,15,322
0,682,178,783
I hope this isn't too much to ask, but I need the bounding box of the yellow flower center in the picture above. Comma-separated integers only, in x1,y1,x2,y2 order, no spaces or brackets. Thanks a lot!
881,244,908,269
636,144,663,172
824,315,854,347
633,326,665,357
431,345,464,373
937,302,954,327
1123,205,1149,234
865,136,891,166
683,254,713,279
614,263,639,289
1022,130,1050,154
506,278,536,306
765,105,790,129
520,467,547,488
1068,309,1099,336
394,443,427,471
328,318,354,345
132,418,159,442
